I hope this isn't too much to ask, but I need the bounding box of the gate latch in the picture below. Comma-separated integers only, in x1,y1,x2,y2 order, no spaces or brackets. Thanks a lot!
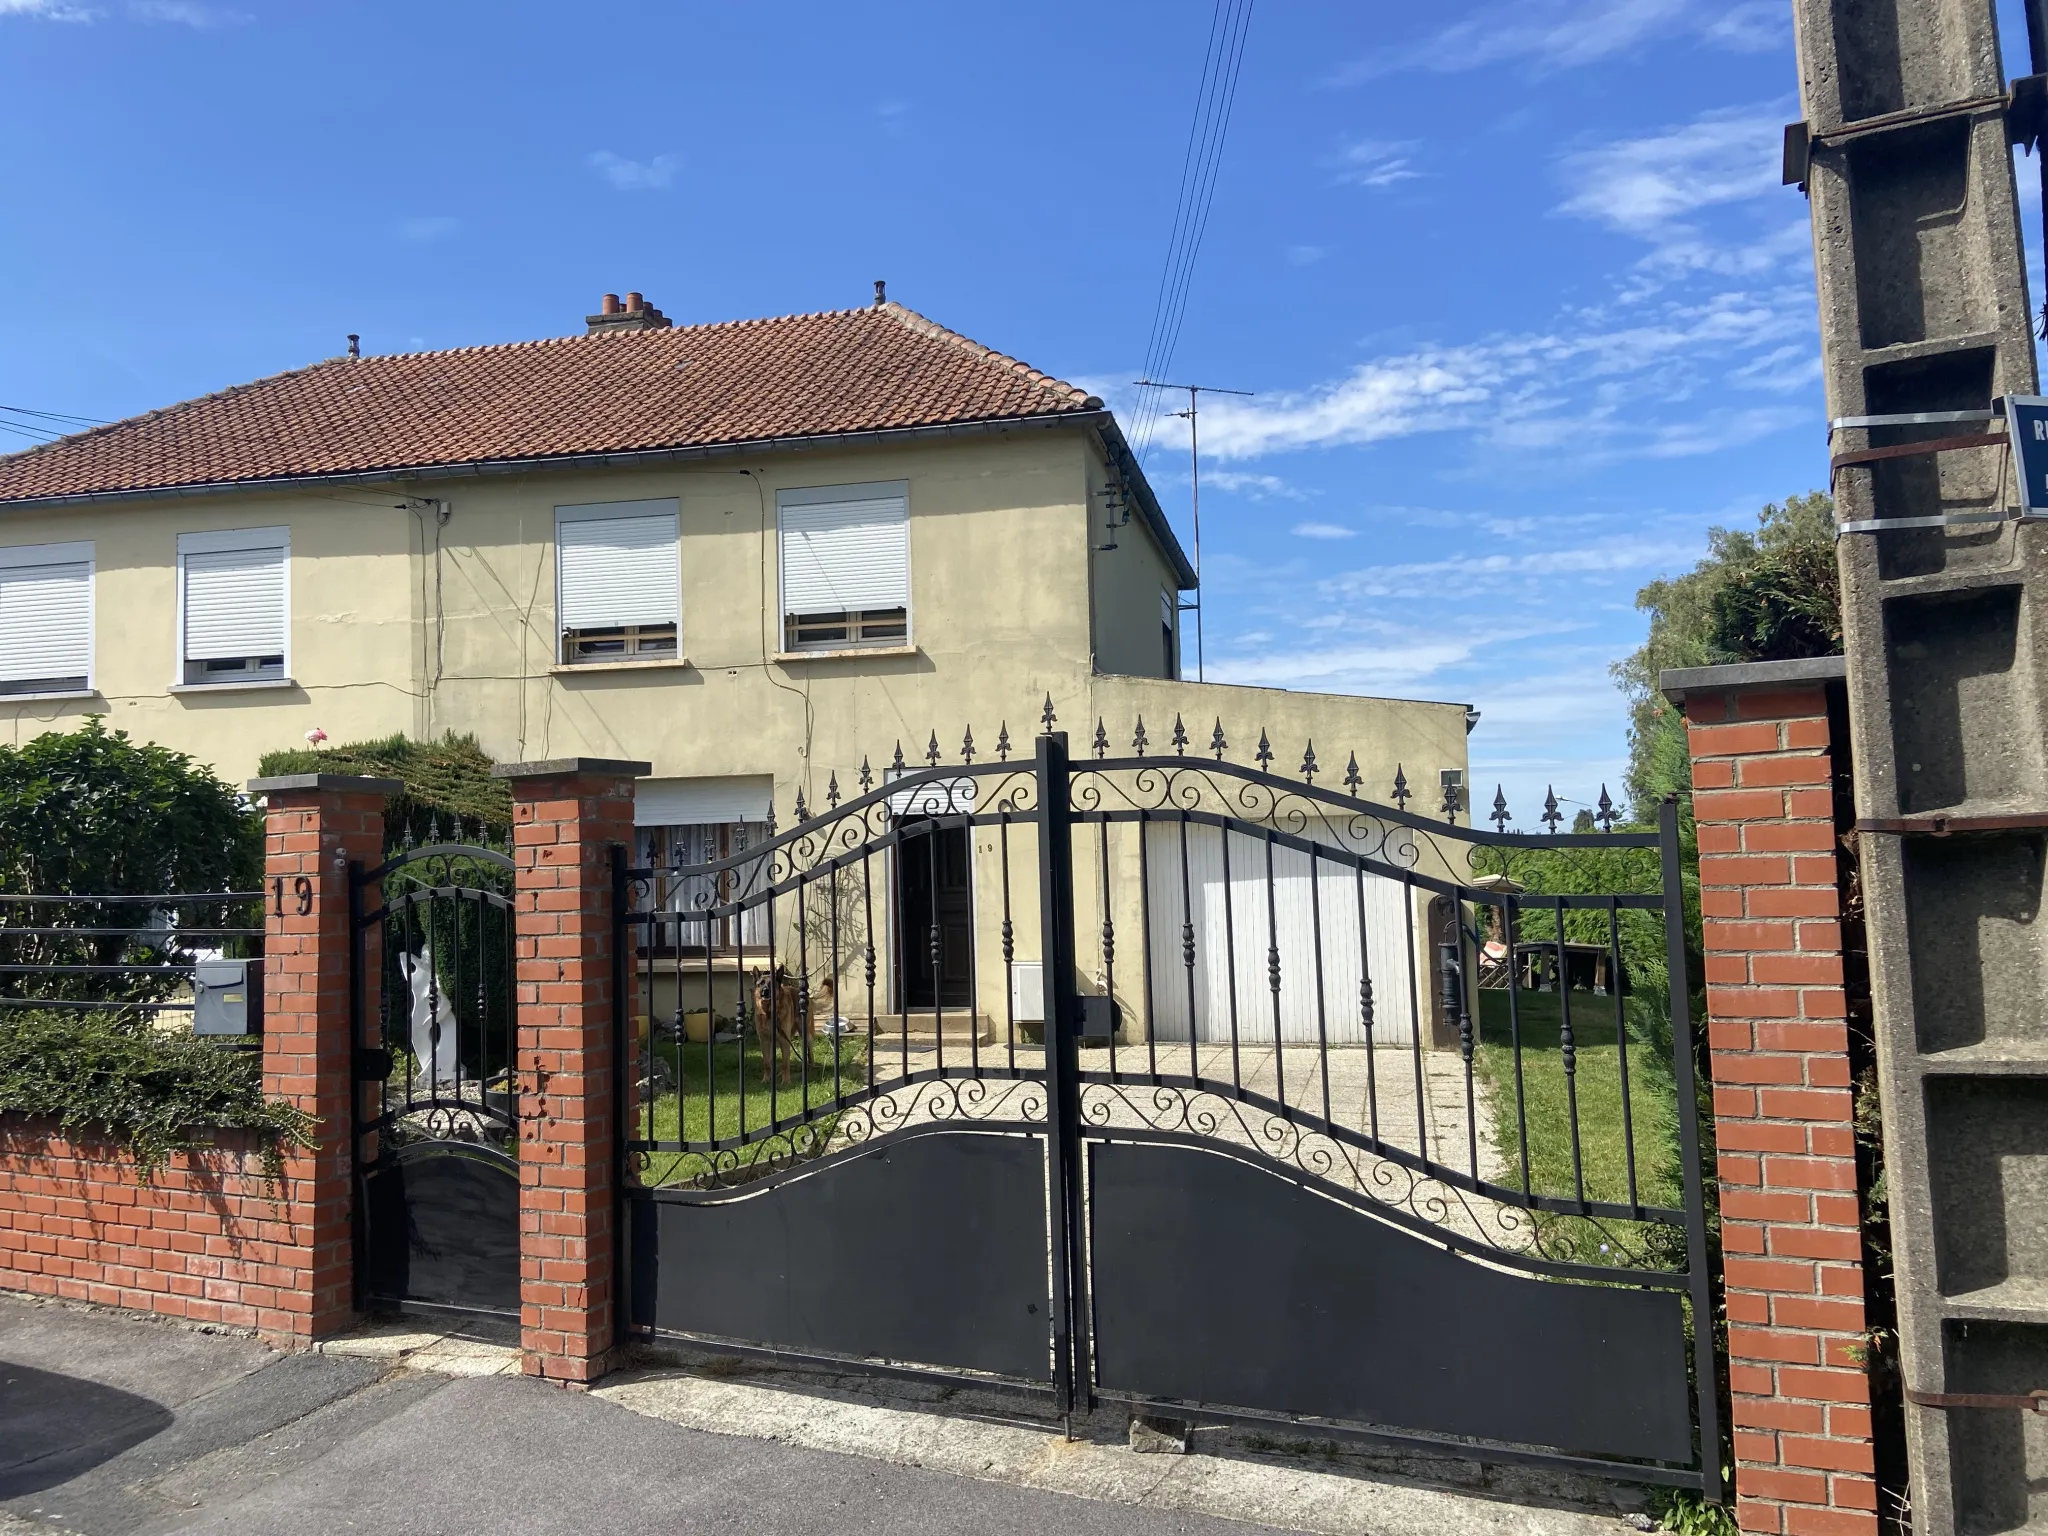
354,1047,394,1081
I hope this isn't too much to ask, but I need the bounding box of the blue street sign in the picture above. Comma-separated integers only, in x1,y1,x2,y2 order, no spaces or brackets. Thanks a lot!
2003,395,2048,516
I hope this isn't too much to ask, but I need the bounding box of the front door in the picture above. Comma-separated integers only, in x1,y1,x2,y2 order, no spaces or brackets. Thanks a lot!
897,819,972,1010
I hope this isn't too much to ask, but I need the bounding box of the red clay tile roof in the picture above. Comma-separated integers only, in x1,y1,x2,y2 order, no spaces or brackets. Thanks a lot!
0,303,1106,504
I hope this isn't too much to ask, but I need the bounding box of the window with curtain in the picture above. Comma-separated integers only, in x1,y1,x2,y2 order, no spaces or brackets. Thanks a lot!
556,499,680,663
0,541,92,697
777,482,910,652
178,527,286,685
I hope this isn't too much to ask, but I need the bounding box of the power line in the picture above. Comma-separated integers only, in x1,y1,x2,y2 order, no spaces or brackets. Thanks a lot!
0,420,60,444
1130,0,1256,462
0,404,107,426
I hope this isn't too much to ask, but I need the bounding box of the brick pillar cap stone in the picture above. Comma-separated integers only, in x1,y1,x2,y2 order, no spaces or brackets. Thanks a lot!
247,773,405,796
1658,655,1845,706
491,757,652,780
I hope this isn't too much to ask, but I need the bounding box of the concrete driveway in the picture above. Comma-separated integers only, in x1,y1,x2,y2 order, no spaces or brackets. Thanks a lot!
0,1295,1638,1536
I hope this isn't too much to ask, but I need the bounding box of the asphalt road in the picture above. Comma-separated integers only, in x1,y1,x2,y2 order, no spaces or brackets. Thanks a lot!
0,1296,1252,1536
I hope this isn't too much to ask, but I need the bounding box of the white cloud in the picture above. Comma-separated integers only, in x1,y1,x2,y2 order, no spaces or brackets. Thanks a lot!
1331,139,1420,188
589,151,677,192
1205,470,1306,501
1328,0,1779,81
1182,288,1810,463
1292,521,1356,540
1324,538,1699,600
1,0,94,18
1558,107,1783,235
130,0,247,23
1286,244,1327,266
397,215,459,243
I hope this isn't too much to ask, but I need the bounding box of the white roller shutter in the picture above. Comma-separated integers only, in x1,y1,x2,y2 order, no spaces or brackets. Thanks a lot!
557,500,679,630
634,775,774,828
0,543,92,687
179,530,286,661
778,482,910,616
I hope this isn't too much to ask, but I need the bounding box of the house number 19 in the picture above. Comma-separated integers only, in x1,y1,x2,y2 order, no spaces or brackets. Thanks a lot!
272,876,314,916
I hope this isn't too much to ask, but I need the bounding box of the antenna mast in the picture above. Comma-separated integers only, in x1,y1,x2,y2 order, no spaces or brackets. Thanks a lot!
1133,379,1252,681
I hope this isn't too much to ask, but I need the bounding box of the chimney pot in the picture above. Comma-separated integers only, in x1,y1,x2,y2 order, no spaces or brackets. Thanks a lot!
874,279,887,307
346,334,360,360
601,293,622,315
625,291,644,312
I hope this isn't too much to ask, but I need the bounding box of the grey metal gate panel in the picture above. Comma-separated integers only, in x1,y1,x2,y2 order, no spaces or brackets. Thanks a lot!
633,1127,1053,1381
1088,1138,1694,1466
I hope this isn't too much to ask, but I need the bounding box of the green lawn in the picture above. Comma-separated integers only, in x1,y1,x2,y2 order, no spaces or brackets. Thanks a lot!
631,1032,869,1186
1473,989,1681,1221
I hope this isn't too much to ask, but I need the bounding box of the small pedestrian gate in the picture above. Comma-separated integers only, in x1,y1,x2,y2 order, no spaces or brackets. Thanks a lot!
352,839,520,1321
619,728,1720,1497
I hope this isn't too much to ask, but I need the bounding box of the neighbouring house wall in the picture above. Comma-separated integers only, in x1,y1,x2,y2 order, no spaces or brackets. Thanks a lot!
1084,437,1183,680
0,1122,306,1335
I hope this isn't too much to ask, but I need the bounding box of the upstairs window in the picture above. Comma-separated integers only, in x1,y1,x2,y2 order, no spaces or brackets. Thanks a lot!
557,499,680,664
178,528,287,685
778,482,910,653
0,541,92,697
632,776,773,951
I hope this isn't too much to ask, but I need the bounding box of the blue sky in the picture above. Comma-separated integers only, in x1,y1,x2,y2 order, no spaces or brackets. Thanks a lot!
2,0,2042,822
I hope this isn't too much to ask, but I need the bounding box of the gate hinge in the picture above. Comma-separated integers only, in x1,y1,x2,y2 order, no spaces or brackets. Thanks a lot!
1907,1387,2048,1413
354,1047,394,1081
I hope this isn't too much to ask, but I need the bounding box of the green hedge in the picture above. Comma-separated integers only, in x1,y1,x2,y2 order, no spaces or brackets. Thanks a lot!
257,732,510,849
0,1011,316,1183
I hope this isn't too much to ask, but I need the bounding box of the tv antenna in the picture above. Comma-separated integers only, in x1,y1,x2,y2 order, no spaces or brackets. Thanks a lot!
1133,379,1252,681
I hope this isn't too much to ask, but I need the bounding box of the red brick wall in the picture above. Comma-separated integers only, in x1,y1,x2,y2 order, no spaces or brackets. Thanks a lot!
505,766,636,1384
1685,682,1877,1536
0,1121,303,1331
0,778,387,1347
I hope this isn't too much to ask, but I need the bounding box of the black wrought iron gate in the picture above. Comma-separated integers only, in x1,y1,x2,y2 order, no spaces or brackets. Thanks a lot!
352,839,520,1320
621,729,1720,1496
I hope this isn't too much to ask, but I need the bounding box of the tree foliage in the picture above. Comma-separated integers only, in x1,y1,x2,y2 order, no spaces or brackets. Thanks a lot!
0,719,263,1003
1613,492,1840,821
0,716,261,898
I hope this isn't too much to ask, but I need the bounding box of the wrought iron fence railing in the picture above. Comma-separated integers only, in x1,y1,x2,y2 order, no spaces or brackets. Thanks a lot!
0,891,265,1031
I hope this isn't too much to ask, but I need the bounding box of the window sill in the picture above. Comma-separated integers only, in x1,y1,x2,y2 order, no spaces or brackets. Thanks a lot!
0,688,97,704
549,657,692,676
169,679,297,695
773,645,920,664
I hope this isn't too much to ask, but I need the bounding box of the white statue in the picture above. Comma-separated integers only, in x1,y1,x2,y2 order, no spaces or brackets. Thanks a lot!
401,942,462,1090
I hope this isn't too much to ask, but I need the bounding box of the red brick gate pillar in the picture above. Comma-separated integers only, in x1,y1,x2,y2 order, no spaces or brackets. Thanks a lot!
1660,659,1878,1536
248,771,399,1346
494,757,645,1385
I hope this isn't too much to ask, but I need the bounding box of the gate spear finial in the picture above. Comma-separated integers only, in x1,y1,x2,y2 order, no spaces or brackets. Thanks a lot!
1344,751,1362,797
1211,718,1227,760
1171,713,1188,756
1254,729,1273,770
1041,693,1057,734
1595,784,1617,832
1541,785,1562,833
1490,785,1512,832
1392,764,1409,811
1301,740,1318,783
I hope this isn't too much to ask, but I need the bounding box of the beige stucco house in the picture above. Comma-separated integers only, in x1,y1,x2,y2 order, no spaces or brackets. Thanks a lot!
0,290,1472,1040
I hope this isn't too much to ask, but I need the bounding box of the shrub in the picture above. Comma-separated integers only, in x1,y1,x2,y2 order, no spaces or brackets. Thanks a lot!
0,1011,316,1182
257,731,509,849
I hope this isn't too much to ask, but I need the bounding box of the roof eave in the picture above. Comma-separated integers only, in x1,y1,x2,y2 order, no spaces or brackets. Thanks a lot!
0,410,1118,514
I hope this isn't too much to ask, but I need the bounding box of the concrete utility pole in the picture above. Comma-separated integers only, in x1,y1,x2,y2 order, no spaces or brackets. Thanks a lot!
1787,2,2048,1531
1134,379,1252,682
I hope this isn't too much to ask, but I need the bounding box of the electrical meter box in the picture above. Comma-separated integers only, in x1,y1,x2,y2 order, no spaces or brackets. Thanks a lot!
193,959,260,1036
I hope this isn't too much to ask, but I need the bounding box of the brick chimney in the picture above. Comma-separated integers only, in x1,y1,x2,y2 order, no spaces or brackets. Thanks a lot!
584,290,671,335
